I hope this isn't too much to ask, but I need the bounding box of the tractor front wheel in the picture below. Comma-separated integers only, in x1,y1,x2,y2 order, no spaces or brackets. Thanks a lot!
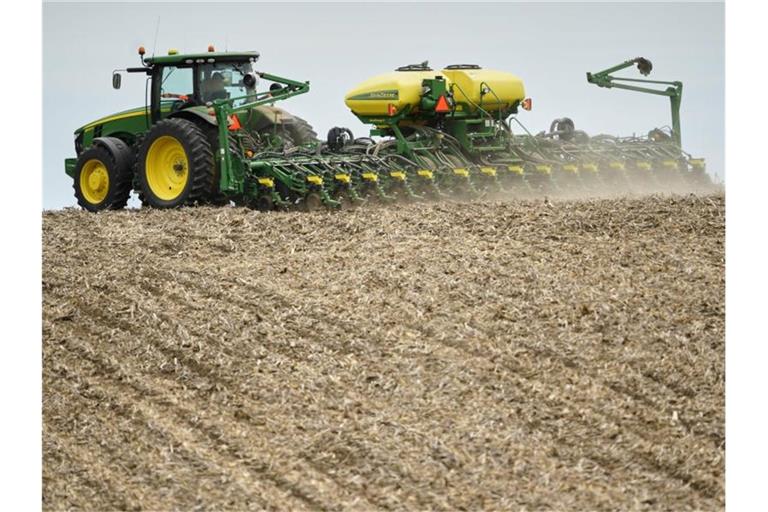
136,119,215,208
73,142,133,212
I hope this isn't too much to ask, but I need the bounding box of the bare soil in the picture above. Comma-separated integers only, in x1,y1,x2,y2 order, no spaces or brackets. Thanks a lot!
43,193,725,511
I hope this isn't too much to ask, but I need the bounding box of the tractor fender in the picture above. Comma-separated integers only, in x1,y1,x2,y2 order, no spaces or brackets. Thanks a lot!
91,136,134,172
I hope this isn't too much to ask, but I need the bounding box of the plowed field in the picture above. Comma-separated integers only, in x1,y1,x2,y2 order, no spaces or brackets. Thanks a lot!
43,194,725,511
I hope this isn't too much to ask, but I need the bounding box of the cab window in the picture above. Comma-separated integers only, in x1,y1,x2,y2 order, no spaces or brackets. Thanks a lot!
199,62,257,107
160,66,194,102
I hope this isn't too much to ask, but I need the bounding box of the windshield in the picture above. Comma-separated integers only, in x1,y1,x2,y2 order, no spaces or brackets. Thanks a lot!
160,66,194,101
198,61,257,106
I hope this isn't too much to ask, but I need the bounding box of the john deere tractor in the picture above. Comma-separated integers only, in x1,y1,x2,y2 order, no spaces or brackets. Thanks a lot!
66,48,713,212
66,46,319,211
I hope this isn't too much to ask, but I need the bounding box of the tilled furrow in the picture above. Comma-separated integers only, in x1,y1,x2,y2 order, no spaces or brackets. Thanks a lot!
188,264,724,503
46,279,637,509
47,311,384,511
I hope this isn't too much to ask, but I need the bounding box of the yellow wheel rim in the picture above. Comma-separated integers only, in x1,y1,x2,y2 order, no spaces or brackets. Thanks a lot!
79,159,110,204
145,135,189,201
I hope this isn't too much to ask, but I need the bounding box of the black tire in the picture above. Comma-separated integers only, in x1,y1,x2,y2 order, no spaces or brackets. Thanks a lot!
136,118,214,208
73,142,133,212
254,195,274,212
286,115,319,146
251,112,318,150
302,192,323,212
131,134,150,207
199,122,239,205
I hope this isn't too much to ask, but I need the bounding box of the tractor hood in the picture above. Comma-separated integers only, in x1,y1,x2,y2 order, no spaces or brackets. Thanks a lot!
74,106,149,135
73,101,213,136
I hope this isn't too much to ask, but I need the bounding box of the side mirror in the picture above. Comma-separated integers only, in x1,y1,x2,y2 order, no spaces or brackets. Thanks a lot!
112,72,122,89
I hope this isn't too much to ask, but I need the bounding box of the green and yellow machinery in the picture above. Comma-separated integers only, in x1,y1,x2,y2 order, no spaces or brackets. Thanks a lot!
65,48,712,212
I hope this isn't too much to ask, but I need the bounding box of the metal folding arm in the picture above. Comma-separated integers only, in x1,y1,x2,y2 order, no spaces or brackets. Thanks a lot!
586,58,683,147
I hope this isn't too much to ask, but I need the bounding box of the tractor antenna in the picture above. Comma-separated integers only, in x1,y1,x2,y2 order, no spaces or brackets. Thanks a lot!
152,16,161,58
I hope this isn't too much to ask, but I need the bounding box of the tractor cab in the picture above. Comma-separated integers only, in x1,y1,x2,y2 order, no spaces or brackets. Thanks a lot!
119,48,263,123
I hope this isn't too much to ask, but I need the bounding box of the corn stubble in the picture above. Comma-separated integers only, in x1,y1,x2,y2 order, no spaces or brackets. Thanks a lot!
43,193,724,511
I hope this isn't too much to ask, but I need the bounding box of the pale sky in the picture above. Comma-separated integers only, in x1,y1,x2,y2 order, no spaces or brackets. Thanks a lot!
43,1,724,209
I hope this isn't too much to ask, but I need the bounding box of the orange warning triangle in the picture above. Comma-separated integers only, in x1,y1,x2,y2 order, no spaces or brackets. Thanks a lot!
435,95,451,113
228,114,242,131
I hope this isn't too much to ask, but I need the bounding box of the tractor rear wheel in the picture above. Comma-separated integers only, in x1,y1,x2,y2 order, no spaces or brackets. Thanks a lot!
136,118,215,208
286,115,319,146
201,125,239,206
73,142,133,212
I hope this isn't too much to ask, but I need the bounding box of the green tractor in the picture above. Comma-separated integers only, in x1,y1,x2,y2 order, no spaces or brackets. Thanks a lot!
65,46,319,211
